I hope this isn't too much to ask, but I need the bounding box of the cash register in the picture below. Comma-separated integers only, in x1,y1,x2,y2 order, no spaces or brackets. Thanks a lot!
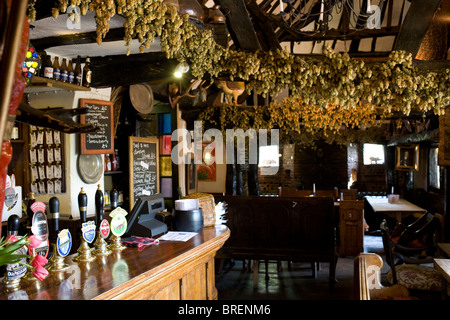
124,193,168,237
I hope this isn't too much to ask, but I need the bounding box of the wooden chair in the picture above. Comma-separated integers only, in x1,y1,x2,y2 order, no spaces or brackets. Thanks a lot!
339,189,357,200
389,212,440,262
279,188,312,197
354,253,413,300
380,219,442,294
315,189,337,198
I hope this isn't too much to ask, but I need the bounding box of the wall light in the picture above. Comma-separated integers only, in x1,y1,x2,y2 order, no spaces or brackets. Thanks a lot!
174,62,190,78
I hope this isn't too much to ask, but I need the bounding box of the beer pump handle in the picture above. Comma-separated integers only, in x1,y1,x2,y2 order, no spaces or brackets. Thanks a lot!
7,214,20,236
95,185,104,224
110,189,118,211
78,187,87,223
49,196,60,233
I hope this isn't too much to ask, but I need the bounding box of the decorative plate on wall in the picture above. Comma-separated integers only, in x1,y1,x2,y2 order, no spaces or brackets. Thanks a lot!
77,154,103,184
129,83,154,114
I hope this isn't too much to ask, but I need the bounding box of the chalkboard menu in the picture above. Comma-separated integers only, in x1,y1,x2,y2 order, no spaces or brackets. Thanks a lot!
129,136,159,209
80,99,114,154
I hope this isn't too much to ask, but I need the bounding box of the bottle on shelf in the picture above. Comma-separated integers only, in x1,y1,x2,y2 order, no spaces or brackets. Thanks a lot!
60,58,68,82
41,53,53,79
118,190,124,205
38,52,47,77
110,152,117,171
114,149,120,170
104,154,111,172
104,191,110,207
52,56,60,81
74,55,82,86
82,57,91,87
110,189,118,210
67,59,74,84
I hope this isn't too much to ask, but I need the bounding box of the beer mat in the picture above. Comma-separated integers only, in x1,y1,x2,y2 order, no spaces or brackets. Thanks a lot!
121,236,159,248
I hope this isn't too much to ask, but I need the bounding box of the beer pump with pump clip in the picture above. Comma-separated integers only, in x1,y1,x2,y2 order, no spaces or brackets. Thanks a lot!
108,189,127,251
47,196,71,271
25,200,49,280
2,215,27,289
73,187,95,262
93,185,111,256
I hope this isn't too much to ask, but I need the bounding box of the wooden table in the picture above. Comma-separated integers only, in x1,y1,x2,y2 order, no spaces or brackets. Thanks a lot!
365,197,427,224
438,243,450,258
433,258,450,299
0,225,230,300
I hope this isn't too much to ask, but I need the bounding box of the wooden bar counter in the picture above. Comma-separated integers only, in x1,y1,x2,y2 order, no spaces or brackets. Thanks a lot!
0,225,230,300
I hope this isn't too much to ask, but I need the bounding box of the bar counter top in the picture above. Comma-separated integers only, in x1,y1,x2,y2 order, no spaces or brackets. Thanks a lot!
0,225,230,300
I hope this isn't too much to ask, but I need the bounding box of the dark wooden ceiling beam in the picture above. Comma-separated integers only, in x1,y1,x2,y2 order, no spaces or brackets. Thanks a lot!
279,25,401,42
245,0,282,50
90,52,178,88
214,0,262,51
393,0,442,57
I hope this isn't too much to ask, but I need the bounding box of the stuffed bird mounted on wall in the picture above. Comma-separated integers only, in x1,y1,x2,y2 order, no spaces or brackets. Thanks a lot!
214,80,245,106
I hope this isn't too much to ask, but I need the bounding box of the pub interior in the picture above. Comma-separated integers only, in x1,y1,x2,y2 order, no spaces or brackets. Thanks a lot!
0,0,449,303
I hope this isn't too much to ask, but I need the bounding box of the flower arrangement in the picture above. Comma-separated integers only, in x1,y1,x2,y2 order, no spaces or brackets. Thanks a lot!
27,0,450,145
0,234,48,281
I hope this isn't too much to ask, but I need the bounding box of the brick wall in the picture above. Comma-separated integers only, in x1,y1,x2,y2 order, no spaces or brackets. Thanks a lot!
258,142,387,195
353,143,387,192
258,142,349,194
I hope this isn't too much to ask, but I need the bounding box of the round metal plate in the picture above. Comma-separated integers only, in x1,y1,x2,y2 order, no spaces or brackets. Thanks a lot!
77,154,103,184
129,83,154,114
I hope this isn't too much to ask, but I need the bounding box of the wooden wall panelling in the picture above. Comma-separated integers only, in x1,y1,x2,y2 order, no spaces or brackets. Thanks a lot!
339,200,365,257
439,108,450,166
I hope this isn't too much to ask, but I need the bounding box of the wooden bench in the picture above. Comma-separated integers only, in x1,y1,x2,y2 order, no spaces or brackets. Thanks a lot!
354,253,411,300
279,188,337,198
214,195,338,290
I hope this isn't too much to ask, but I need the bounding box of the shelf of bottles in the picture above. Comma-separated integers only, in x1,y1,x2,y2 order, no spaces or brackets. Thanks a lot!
28,76,91,92
26,54,92,93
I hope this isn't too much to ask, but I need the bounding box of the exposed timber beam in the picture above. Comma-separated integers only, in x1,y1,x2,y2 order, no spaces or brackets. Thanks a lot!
90,52,178,88
393,0,442,57
214,0,262,51
279,26,401,42
245,0,281,50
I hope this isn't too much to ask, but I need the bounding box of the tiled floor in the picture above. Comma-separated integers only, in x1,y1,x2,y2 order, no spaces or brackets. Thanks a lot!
215,235,386,300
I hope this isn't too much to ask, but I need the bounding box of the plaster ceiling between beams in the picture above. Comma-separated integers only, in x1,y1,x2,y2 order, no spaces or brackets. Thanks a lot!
29,10,162,59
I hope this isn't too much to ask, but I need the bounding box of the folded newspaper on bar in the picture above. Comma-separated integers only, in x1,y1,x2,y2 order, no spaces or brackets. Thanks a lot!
158,231,197,242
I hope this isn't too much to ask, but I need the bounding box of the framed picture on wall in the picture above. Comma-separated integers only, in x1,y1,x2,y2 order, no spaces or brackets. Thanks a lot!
395,144,419,171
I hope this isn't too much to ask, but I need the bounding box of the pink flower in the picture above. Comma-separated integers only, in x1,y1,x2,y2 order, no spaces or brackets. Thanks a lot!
5,235,19,244
6,235,18,243
32,264,48,281
30,254,48,281
30,254,48,268
27,235,42,249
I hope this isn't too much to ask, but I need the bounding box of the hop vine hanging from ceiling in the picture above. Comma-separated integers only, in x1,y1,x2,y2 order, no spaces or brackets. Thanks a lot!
27,0,450,145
